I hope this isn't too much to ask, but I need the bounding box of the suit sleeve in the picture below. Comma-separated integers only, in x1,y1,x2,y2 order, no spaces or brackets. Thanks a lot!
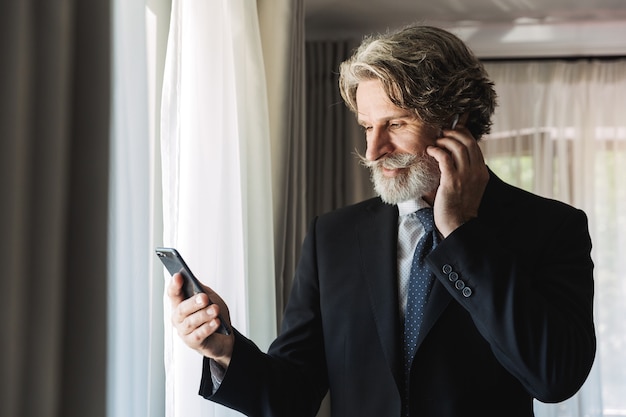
426,206,596,403
199,218,328,416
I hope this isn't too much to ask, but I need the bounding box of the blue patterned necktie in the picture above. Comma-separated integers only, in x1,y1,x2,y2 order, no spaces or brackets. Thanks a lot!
402,207,437,415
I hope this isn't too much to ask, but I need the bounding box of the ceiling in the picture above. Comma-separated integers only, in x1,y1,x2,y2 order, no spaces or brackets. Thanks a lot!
304,0,626,57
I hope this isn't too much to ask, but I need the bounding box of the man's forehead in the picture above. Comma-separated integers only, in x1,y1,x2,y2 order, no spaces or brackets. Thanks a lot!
357,108,415,123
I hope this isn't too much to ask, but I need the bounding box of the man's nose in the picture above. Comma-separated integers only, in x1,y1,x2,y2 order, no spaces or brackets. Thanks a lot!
365,128,393,161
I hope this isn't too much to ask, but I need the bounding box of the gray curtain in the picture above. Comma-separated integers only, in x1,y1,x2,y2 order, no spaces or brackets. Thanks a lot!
305,40,374,222
0,1,111,417
298,39,376,417
258,0,308,325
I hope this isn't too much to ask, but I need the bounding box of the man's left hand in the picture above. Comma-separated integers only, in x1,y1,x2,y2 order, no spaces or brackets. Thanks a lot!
426,117,489,237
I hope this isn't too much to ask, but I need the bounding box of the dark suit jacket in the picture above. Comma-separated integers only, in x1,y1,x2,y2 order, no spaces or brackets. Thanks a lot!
201,171,596,416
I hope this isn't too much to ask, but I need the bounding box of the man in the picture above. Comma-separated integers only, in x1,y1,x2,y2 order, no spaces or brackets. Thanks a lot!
169,25,595,416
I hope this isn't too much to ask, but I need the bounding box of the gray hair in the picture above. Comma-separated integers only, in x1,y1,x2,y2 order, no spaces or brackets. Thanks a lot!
338,25,497,139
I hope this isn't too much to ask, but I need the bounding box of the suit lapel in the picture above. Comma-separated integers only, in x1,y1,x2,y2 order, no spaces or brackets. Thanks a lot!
351,171,515,380
415,169,512,350
356,200,403,388
354,199,455,386
415,280,451,349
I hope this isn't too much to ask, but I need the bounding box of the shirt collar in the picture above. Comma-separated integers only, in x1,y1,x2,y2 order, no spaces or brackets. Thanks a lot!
397,198,431,216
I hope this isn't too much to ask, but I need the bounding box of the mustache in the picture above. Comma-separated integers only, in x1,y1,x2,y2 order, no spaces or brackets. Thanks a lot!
356,151,419,170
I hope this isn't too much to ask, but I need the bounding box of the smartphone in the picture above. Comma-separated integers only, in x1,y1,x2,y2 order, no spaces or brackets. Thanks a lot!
155,247,230,335
439,114,460,137
450,114,460,130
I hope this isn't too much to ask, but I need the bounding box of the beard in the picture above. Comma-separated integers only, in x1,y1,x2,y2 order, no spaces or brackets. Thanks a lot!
359,152,440,205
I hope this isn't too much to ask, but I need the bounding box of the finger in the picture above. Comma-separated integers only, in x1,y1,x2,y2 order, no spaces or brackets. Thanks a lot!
168,273,185,307
184,321,218,346
450,128,485,165
426,145,455,173
175,296,216,335
172,291,209,326
437,130,485,170
440,126,475,150
202,287,230,318
204,306,226,336
177,302,215,336
443,117,486,163
179,305,224,344
433,137,471,172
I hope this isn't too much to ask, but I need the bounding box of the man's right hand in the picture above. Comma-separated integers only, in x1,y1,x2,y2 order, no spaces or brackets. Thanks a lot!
168,273,234,368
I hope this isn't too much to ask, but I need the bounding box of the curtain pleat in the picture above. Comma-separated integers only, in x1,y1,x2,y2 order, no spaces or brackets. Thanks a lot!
108,0,168,416
0,1,111,417
257,0,307,323
160,1,276,415
304,40,373,223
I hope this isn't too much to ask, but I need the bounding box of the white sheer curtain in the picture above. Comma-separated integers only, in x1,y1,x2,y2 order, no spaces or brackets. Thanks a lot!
482,59,626,417
108,0,170,416
108,0,152,414
160,1,277,416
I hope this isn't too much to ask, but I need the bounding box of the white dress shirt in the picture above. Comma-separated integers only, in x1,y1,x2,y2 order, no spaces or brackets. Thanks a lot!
396,198,431,321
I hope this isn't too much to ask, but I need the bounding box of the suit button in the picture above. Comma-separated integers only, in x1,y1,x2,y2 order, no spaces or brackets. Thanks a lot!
448,271,459,282
454,280,465,290
442,264,453,274
462,287,473,297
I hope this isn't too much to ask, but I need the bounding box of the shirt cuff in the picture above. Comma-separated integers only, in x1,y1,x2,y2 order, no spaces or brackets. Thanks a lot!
209,359,227,394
